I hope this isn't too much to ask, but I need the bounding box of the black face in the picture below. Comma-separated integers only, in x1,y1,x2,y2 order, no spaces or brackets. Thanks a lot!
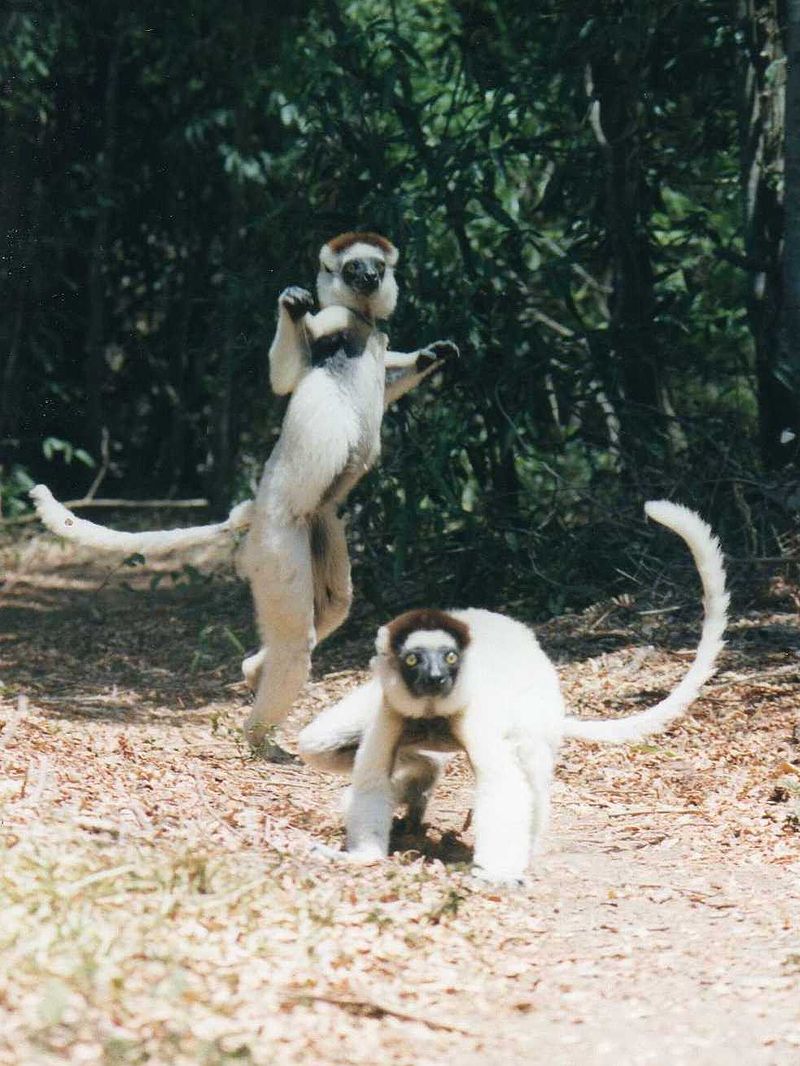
398,645,461,699
341,256,385,294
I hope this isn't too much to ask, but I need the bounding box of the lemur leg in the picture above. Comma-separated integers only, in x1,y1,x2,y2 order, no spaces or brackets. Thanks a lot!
346,706,404,861
242,519,316,751
455,717,534,884
241,468,353,700
392,751,443,831
242,647,265,692
384,341,459,408
310,504,353,643
526,741,554,857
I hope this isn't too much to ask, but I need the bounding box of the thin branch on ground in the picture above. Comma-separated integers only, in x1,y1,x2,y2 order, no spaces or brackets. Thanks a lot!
709,664,800,690
2,497,211,527
284,992,477,1036
0,694,28,748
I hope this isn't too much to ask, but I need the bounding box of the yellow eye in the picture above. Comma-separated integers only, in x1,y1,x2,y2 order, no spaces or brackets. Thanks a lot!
404,653,418,667
445,651,459,665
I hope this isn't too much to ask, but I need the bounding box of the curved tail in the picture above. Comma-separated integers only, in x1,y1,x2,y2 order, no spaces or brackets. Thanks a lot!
29,484,253,556
563,500,728,744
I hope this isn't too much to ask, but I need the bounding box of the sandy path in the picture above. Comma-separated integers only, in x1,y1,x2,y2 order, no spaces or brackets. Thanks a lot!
1,535,798,1064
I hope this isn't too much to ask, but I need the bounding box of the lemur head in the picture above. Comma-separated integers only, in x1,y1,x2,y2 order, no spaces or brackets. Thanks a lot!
317,232,399,320
372,608,471,718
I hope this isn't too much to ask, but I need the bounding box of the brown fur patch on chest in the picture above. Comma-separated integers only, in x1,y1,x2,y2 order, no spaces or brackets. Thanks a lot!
309,328,366,365
400,716,458,748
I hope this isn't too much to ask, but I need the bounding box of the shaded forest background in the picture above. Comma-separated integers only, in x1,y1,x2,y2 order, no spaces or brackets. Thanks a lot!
2,0,799,617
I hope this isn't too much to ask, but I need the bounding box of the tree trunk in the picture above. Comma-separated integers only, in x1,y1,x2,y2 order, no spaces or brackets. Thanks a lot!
736,0,798,467
0,47,37,443
207,4,252,515
165,259,196,496
585,52,666,467
778,0,800,456
209,246,241,515
84,19,124,455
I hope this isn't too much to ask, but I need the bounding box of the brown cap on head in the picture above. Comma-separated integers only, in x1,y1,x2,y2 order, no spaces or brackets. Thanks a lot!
327,231,398,263
384,608,471,655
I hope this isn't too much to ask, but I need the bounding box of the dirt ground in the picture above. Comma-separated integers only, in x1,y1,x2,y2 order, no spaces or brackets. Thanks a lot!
1,529,799,1066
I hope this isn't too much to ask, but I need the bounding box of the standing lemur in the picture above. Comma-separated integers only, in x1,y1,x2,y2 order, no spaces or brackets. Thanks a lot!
30,233,459,752
297,501,729,884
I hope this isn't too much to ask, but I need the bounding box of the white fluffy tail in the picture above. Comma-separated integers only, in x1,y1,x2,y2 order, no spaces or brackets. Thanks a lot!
29,484,253,556
563,500,728,744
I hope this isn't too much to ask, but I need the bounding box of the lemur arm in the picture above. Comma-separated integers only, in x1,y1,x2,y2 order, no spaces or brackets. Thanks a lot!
384,340,459,409
345,703,404,861
297,679,381,774
268,287,314,395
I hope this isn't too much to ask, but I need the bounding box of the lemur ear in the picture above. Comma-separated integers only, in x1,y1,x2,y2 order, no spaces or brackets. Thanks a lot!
319,242,338,272
383,242,399,268
375,625,390,654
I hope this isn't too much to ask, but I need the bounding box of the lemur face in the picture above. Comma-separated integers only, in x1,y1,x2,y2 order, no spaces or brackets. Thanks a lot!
341,255,386,295
372,607,472,717
317,232,399,319
397,629,461,699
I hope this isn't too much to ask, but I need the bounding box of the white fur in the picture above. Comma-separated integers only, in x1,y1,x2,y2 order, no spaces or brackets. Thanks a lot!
29,486,252,555
298,501,728,882
31,235,456,753
562,501,729,742
398,629,458,651
317,241,400,321
242,239,453,747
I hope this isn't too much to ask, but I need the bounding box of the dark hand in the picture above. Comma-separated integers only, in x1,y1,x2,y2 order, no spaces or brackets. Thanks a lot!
279,286,314,321
416,340,460,371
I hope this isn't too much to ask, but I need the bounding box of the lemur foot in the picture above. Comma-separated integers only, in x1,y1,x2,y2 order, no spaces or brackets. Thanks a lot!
247,737,299,763
468,866,527,890
279,286,315,321
310,842,386,865
309,842,347,862
245,722,297,763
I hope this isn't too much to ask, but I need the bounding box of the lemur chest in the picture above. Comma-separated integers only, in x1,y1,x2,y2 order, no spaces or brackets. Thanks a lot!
399,715,462,753
306,325,385,455
309,328,367,366
309,325,384,396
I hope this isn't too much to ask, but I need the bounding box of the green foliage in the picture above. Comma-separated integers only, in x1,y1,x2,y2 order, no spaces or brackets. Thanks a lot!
41,437,95,468
0,434,93,517
149,563,214,591
190,623,247,673
1,0,796,610
0,464,35,518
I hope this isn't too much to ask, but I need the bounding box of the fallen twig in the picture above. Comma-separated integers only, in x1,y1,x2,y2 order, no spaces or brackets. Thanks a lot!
284,992,477,1035
195,876,273,910
2,496,211,527
726,556,800,564
66,862,137,897
603,807,706,817
709,664,799,691
76,815,121,837
190,765,245,843
0,694,28,749
18,754,51,805
83,426,110,501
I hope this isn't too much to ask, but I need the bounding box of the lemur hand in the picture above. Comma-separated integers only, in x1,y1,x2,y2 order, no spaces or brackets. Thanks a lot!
279,286,315,321
415,340,460,371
